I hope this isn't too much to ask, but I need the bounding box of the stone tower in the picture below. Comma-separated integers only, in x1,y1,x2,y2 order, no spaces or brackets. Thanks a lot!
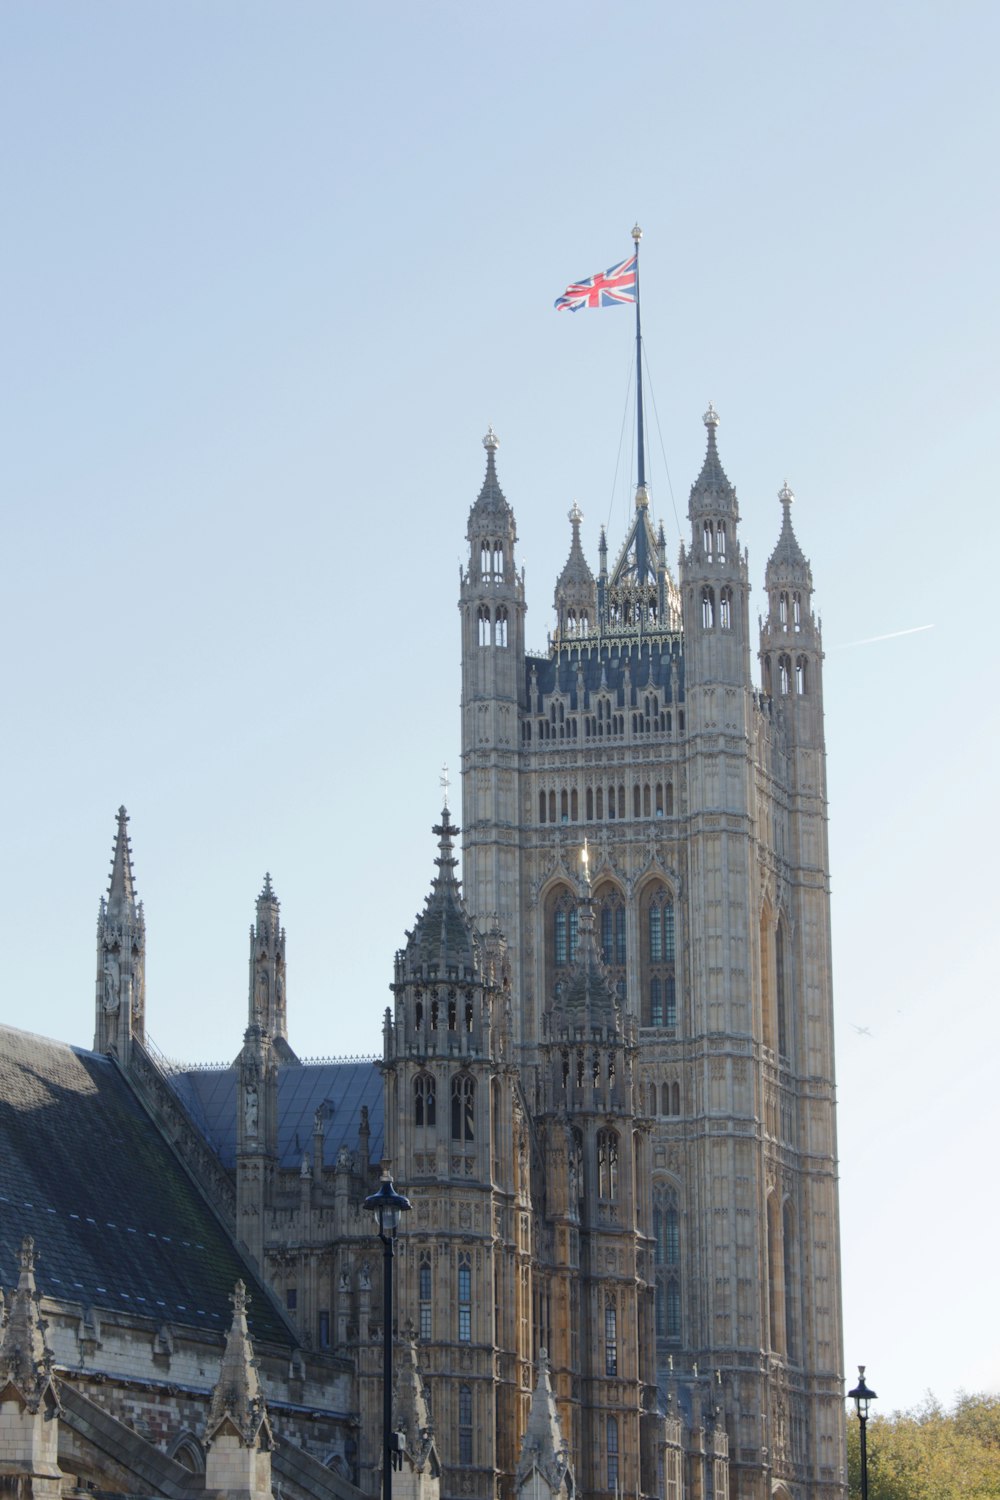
532,851,658,1500
382,802,534,1500
457,415,845,1500
94,805,146,1060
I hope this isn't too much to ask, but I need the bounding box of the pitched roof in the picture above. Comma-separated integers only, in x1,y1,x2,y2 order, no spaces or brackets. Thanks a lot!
0,1026,291,1347
168,1060,383,1170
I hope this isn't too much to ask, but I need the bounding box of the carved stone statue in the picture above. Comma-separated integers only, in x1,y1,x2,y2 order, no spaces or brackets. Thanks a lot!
244,1083,259,1136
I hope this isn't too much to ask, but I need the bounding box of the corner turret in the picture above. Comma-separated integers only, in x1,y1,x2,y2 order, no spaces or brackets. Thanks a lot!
0,1238,62,1500
553,504,597,644
204,1280,273,1500
94,806,146,1060
759,481,824,736
248,874,296,1061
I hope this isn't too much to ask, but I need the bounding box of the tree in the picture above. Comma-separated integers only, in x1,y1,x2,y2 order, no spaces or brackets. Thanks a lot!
846,1392,1000,1499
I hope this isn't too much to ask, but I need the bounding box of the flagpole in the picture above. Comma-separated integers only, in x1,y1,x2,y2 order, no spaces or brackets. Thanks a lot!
632,222,646,491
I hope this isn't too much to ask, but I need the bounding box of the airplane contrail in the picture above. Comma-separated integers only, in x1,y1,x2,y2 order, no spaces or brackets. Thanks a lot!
832,624,935,650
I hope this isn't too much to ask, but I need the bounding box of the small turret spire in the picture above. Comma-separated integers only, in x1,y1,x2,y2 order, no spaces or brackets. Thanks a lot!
205,1281,273,1451
515,1348,573,1500
106,805,137,920
0,1237,58,1414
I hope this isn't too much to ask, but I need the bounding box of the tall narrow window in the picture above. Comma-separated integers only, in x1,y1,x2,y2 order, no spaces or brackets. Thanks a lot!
419,1253,432,1341
702,586,715,628
458,1255,472,1342
477,605,490,646
779,654,791,695
605,1302,618,1375
451,1075,475,1142
795,656,807,695
414,1072,436,1127
597,1129,619,1199
775,919,788,1060
496,605,509,647
653,1183,682,1344
607,1418,619,1491
720,586,733,629
458,1385,473,1463
644,883,677,1028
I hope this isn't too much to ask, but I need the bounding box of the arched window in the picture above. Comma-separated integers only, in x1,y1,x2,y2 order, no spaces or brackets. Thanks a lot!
779,591,789,627
778,654,791,695
419,1253,432,1340
477,604,490,646
451,1074,475,1142
496,605,509,647
795,656,807,695
767,1192,783,1353
414,1072,436,1128
653,1183,681,1344
783,1199,797,1361
792,591,801,629
457,1254,472,1342
716,521,727,559
643,883,677,1027
775,918,788,1059
720,586,733,630
597,1129,619,1199
703,521,714,557
671,1080,680,1116
701,586,715,628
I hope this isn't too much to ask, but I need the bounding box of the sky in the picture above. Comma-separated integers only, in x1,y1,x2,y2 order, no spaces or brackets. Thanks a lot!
2,0,998,1419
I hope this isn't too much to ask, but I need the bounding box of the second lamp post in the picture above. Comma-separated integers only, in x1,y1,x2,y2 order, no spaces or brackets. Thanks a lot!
364,1173,412,1500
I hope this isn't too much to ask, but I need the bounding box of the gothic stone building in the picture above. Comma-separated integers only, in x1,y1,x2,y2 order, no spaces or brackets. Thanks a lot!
0,408,845,1500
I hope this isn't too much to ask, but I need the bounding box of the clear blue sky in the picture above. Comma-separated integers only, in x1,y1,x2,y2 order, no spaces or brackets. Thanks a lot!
2,0,997,1416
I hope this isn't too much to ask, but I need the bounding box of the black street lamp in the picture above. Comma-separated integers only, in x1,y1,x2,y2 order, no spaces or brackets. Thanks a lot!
848,1365,877,1500
364,1172,412,1500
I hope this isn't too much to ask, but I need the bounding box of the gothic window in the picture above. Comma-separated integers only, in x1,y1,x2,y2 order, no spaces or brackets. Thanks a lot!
653,1183,681,1344
779,592,789,627
795,656,807,695
778,654,791,695
477,605,490,647
720,586,733,630
703,521,713,557
419,1253,432,1340
764,655,773,696
458,1255,472,1342
671,1080,680,1115
783,1200,797,1362
318,1310,330,1347
414,1072,436,1128
496,605,509,647
597,1129,619,1199
792,591,801,629
458,1385,473,1463
767,1192,783,1353
586,786,594,820
717,521,727,559
643,883,677,1028
480,544,489,576
451,1075,475,1142
633,784,641,818
607,1417,620,1491
561,789,569,821
605,1302,618,1375
549,790,556,823
538,790,546,823
702,586,715,628
775,918,788,1060
595,882,626,1003
571,788,578,820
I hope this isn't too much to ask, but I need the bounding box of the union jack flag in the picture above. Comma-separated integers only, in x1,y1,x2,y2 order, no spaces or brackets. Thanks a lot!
554,253,637,312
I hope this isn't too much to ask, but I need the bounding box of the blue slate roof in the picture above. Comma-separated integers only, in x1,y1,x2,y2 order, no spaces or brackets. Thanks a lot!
0,1025,293,1347
526,638,684,704
168,1061,384,1171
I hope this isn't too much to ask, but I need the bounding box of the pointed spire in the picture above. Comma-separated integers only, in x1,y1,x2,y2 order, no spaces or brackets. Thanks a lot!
0,1238,58,1413
552,850,619,1033
402,804,478,978
515,1349,573,1498
554,504,597,640
688,403,737,516
106,805,137,920
468,425,514,531
766,479,812,588
205,1281,272,1450
392,1334,440,1475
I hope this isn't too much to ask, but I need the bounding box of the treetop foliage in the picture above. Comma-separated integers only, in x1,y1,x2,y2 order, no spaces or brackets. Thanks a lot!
846,1391,1000,1499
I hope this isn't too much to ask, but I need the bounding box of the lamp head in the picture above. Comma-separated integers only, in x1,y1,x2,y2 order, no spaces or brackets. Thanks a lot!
363,1173,412,1240
848,1366,877,1421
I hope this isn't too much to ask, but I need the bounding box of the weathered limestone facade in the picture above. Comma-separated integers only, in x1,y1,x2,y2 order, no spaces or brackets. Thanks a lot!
458,414,844,1499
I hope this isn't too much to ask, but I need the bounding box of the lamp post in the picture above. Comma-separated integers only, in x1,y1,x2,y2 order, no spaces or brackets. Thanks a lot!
848,1366,877,1500
364,1172,412,1500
